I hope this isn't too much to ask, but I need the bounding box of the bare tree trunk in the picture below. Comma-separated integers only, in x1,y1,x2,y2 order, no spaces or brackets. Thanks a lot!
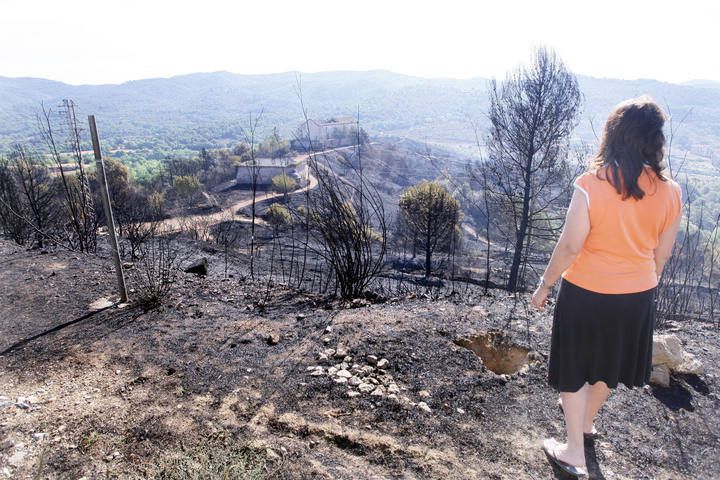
508,156,533,291
243,111,263,280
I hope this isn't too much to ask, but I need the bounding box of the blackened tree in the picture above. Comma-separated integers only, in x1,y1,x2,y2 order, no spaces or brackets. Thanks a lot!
485,47,583,291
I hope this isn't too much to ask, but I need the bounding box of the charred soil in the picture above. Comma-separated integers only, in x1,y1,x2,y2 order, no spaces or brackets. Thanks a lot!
0,239,719,479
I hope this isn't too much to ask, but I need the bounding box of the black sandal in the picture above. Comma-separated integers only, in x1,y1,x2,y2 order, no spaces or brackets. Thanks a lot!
542,438,588,478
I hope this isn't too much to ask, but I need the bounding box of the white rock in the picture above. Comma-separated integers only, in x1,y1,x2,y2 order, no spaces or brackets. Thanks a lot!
387,384,400,394
652,335,683,366
376,358,389,368
367,355,378,365
457,408,466,414
371,385,386,396
676,356,704,375
32,433,47,442
336,369,352,379
347,391,361,398
650,364,671,387
348,376,362,386
266,447,281,460
334,377,348,384
652,334,704,375
417,402,432,413
310,369,325,377
418,390,431,398
327,366,338,376
358,383,374,393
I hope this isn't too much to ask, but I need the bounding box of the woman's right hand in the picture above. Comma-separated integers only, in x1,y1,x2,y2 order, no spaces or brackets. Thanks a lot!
531,284,550,309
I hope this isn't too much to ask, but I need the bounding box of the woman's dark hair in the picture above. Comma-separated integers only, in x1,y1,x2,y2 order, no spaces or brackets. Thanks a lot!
590,96,669,200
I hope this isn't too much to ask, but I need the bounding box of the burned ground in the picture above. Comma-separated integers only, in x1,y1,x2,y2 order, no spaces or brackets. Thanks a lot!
0,239,719,479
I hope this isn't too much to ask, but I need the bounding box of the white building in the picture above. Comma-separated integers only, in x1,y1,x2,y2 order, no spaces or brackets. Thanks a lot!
235,156,309,188
305,117,356,143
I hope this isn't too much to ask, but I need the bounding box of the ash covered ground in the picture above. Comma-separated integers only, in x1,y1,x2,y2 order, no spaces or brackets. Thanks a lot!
1,239,718,479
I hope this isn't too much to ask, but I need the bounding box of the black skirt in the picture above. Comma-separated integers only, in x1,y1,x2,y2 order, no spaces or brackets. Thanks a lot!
548,278,656,393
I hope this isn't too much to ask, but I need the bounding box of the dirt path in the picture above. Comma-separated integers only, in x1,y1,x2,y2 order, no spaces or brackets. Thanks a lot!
153,146,356,234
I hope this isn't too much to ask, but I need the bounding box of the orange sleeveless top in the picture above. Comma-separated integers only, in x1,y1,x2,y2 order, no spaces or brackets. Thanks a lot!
561,165,682,294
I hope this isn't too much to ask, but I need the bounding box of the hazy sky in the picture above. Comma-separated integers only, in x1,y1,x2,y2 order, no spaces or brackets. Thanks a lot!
1,0,717,85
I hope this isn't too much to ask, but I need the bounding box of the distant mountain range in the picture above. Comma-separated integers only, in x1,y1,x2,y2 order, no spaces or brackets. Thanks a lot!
1,70,719,161
682,80,720,89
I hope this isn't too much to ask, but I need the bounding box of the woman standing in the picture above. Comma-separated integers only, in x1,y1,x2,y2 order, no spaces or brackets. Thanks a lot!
530,96,683,477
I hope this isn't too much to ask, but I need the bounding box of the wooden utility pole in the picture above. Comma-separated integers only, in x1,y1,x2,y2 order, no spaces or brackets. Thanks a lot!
88,115,128,303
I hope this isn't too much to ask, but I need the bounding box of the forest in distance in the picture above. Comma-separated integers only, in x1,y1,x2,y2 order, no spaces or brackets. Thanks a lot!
1,67,719,225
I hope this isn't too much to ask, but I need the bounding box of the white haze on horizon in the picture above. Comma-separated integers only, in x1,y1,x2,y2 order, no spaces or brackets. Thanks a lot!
1,0,718,86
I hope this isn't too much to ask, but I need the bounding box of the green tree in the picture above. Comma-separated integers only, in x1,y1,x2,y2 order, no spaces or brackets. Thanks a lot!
399,181,460,278
148,191,166,218
265,203,291,234
272,173,296,193
173,175,202,205
103,157,131,195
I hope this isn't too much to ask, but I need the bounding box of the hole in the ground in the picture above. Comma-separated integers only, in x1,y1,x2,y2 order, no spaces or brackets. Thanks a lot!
454,330,530,375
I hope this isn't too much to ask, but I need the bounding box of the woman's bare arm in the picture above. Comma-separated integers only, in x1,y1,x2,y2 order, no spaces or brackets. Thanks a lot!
655,213,682,280
540,187,591,286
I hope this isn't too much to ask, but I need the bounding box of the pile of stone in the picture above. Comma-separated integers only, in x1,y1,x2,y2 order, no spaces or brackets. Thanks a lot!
650,334,704,387
306,348,433,413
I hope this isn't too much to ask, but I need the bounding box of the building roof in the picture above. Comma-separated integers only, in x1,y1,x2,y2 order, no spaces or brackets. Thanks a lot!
310,117,356,127
237,157,301,168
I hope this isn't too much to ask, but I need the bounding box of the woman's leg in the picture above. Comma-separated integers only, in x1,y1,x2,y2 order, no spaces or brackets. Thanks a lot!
555,383,588,467
583,381,610,433
558,380,610,433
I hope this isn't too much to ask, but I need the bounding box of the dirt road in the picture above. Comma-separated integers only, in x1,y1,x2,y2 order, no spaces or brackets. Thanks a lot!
153,146,356,234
